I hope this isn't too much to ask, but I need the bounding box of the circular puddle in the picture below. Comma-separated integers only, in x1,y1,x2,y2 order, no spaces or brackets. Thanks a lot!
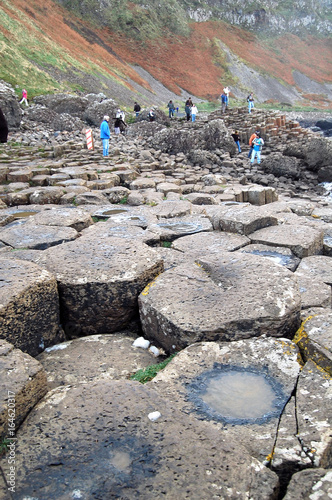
188,365,287,425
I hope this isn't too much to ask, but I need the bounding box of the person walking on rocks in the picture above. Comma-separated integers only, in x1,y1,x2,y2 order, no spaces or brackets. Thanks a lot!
100,115,110,156
247,92,254,113
221,92,227,113
248,130,259,158
250,132,264,165
231,130,241,153
223,86,230,107
185,97,192,121
191,103,198,122
134,102,141,118
167,100,175,119
19,88,29,106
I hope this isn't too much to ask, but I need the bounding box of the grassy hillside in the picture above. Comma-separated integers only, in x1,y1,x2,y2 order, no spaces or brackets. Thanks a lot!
0,0,331,109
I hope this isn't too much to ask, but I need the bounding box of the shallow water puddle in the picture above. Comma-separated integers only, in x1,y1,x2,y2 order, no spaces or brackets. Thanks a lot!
201,371,275,419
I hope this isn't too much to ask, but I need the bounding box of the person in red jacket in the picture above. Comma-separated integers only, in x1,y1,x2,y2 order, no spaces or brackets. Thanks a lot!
248,130,259,158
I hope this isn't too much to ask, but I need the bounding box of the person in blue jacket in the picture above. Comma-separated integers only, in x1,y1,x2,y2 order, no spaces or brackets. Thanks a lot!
100,115,110,157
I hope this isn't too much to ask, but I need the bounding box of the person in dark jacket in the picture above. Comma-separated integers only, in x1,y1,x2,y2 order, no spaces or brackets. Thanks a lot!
0,107,8,143
167,100,175,118
184,98,192,121
134,102,141,117
231,130,241,153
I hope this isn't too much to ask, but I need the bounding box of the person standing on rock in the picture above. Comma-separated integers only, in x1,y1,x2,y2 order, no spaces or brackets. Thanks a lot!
223,86,230,107
248,130,259,158
185,98,192,121
100,115,110,156
134,102,141,118
221,92,228,113
231,130,241,153
191,103,198,122
247,92,254,113
250,132,264,165
167,100,175,119
19,88,28,106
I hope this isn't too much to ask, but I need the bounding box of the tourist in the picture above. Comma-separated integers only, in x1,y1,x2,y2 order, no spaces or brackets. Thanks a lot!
185,97,192,121
247,92,254,113
148,109,155,122
191,103,198,122
251,132,264,164
221,92,227,113
167,100,175,118
100,115,110,156
134,102,141,117
19,88,29,106
223,86,230,108
231,130,241,153
248,130,259,158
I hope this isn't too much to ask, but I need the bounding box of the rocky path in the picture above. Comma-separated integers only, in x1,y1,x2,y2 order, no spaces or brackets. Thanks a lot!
0,91,331,499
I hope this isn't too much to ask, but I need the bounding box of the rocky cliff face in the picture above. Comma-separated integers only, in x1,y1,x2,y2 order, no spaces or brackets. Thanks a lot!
185,0,332,35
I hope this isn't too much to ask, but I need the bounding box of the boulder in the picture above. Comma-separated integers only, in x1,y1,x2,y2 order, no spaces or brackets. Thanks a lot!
0,258,63,356
139,253,301,353
4,379,279,499
260,153,301,180
33,94,90,118
209,204,279,235
36,236,164,337
304,136,332,172
0,339,47,439
0,81,22,128
83,99,118,126
27,207,93,232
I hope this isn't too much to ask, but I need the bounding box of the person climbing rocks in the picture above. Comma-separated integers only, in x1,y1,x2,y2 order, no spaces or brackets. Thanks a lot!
248,130,260,158
19,88,28,106
247,92,254,113
167,100,175,118
100,115,110,156
134,102,141,117
191,103,198,122
231,130,241,153
251,132,264,164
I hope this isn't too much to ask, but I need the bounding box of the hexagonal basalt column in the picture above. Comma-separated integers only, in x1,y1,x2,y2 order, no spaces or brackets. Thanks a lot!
39,236,164,337
139,253,301,353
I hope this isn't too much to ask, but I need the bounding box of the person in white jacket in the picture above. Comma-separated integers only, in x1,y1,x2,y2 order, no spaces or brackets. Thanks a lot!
191,104,198,122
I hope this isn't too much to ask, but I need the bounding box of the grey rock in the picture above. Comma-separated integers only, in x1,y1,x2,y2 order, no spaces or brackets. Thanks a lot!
37,333,163,389
249,224,324,258
283,468,332,499
37,237,163,336
0,339,48,439
172,231,250,256
0,258,62,355
237,243,300,271
4,379,279,499
139,253,301,353
296,255,332,285
0,222,77,250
